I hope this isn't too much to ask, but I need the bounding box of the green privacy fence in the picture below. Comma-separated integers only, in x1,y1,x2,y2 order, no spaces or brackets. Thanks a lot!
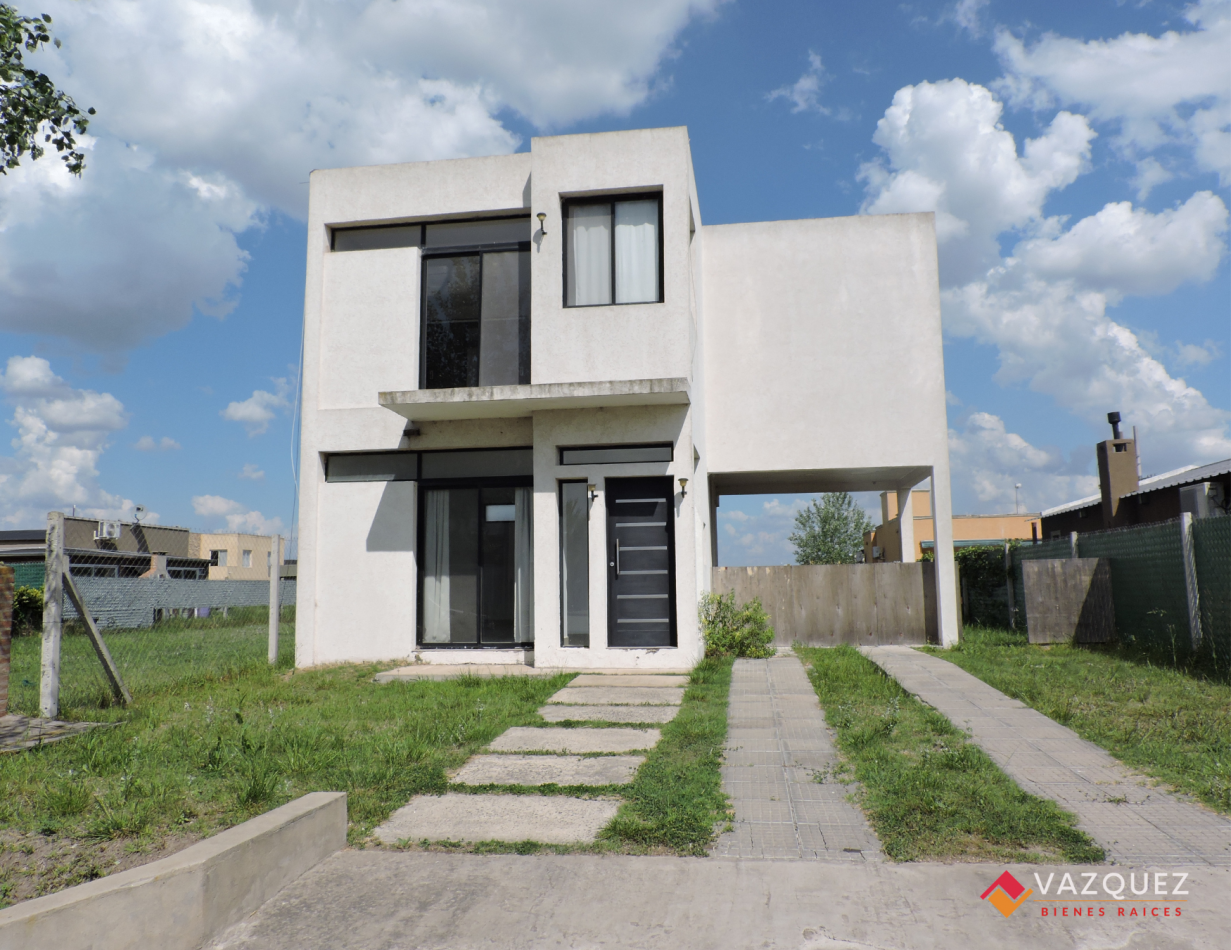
1011,517,1229,671
0,560,46,589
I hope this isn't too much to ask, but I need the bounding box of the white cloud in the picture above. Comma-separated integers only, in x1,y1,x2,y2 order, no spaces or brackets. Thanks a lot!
0,0,726,352
762,498,809,520
1174,340,1222,368
952,0,990,36
221,379,291,436
858,78,1095,282
239,463,265,480
1131,157,1174,201
948,411,1098,514
192,493,282,534
0,356,136,525
768,51,828,114
993,0,1231,183
135,435,181,451
719,509,750,523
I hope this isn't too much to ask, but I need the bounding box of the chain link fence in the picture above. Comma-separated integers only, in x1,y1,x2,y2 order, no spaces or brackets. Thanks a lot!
1193,517,1230,669
2,513,296,719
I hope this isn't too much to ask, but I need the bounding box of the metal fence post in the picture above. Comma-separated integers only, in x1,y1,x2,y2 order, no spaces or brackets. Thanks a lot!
268,535,282,665
1179,512,1202,650
1069,531,1079,560
41,511,65,718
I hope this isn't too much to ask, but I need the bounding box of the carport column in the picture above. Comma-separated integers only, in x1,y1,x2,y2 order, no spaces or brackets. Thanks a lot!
929,466,960,647
896,488,916,562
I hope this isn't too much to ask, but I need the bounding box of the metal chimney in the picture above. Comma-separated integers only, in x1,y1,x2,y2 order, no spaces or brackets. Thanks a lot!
1107,411,1122,440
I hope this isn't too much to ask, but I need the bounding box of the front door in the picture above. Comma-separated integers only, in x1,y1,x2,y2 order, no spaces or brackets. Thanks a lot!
606,477,676,647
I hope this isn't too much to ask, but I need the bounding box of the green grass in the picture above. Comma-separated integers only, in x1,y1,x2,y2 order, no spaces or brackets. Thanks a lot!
0,651,573,907
795,644,1104,863
927,625,1231,813
600,657,733,855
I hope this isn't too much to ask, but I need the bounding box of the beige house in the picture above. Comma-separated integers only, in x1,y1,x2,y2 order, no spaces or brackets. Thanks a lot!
189,532,283,580
865,490,1041,562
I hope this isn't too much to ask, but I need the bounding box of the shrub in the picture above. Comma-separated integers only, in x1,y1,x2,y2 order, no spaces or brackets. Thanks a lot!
698,591,776,658
13,585,43,635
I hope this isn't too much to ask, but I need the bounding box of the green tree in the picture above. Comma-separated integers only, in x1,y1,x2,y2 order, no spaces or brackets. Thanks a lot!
1,5,94,176
789,492,874,565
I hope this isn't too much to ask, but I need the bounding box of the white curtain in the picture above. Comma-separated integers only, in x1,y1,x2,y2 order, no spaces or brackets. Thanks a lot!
614,199,659,304
567,204,612,306
513,487,535,643
422,490,451,643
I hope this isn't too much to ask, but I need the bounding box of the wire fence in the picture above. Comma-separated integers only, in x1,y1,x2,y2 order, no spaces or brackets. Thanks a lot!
2,512,296,719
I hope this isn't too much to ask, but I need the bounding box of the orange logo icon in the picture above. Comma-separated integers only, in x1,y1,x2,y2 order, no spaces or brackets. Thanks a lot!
981,871,1034,918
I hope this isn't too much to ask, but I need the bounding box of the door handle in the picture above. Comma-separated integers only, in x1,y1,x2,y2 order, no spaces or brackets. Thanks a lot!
615,538,621,577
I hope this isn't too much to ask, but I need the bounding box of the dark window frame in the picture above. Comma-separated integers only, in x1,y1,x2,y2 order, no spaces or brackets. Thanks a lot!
558,479,591,648
329,214,531,253
561,192,665,309
558,442,674,466
323,451,420,483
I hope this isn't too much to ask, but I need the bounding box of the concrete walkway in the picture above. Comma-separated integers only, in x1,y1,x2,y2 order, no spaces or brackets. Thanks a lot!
862,646,1231,867
372,672,683,846
712,655,882,861
206,851,1229,950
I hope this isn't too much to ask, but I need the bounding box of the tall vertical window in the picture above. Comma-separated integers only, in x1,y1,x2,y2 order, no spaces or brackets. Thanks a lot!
559,481,590,647
564,195,662,307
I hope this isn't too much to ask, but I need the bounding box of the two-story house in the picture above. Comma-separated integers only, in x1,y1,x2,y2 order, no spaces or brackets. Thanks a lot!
296,126,958,671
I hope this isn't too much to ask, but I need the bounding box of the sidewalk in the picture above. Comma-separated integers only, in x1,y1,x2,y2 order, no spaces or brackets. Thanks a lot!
862,646,1231,867
712,655,881,860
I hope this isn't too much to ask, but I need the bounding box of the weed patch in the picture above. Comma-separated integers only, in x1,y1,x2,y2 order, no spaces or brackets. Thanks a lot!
795,644,1103,863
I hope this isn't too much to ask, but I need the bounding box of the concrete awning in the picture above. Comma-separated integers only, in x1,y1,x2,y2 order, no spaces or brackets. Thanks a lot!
379,377,691,421
710,466,933,497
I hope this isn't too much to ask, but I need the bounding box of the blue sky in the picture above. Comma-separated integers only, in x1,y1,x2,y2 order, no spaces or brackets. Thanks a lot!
0,0,1226,567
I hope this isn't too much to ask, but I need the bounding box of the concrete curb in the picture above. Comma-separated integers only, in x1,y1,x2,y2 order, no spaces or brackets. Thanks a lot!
0,791,346,950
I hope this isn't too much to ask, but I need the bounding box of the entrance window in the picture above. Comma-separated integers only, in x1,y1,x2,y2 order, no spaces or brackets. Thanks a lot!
564,195,662,307
559,481,590,647
420,482,534,646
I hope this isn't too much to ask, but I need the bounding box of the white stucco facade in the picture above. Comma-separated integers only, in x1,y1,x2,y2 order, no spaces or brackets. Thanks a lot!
296,126,958,671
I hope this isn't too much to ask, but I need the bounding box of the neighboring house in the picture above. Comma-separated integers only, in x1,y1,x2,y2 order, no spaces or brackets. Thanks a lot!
863,490,1041,562
297,126,960,669
1041,414,1230,538
0,518,209,583
189,532,284,581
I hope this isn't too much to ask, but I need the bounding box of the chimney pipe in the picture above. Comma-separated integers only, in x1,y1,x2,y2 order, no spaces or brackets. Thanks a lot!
1107,411,1122,440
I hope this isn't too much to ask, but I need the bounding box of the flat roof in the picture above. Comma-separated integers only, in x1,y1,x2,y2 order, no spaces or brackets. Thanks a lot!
1040,463,1212,518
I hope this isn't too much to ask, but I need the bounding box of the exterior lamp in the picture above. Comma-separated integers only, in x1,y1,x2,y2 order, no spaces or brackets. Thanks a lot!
678,477,688,498
537,212,546,235
588,483,597,503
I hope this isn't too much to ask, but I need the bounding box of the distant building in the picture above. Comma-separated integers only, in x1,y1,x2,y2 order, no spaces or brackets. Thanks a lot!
189,532,284,580
0,517,209,583
1041,413,1230,539
863,490,1040,562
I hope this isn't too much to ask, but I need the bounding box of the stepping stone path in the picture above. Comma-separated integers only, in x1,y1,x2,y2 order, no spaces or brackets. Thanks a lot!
712,655,883,862
374,672,686,847
863,645,1231,866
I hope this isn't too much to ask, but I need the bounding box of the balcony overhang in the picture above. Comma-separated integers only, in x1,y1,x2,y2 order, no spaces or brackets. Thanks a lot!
379,377,691,421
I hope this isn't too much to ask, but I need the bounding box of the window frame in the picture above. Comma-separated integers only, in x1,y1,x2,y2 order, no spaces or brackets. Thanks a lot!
329,214,531,253
558,479,591,648
558,442,674,466
561,192,664,309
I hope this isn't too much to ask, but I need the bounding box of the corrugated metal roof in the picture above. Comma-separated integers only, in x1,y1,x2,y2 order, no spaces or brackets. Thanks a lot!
1121,458,1231,497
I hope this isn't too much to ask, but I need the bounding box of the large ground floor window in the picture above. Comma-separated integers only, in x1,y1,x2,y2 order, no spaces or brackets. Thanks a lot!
418,479,534,646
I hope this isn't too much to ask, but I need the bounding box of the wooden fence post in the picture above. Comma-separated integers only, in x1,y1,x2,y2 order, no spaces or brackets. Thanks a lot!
268,535,282,665
40,511,65,719
1179,512,1202,650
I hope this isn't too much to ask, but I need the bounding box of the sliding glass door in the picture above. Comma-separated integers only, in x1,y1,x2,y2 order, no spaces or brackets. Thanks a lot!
419,481,534,646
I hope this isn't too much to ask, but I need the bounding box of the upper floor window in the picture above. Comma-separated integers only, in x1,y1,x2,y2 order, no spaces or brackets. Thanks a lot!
564,195,662,307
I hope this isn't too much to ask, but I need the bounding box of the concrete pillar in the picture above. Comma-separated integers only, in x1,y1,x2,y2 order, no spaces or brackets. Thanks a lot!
268,535,282,665
897,487,916,563
41,511,65,718
929,464,959,647
1179,512,1202,650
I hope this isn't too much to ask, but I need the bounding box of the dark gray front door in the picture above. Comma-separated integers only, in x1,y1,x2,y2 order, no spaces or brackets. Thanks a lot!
606,477,676,647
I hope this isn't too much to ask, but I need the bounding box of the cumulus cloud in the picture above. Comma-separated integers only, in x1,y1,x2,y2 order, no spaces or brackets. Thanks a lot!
768,51,828,114
192,493,283,535
221,379,291,436
993,0,1231,183
239,463,265,480
0,0,726,352
0,356,135,525
134,436,181,451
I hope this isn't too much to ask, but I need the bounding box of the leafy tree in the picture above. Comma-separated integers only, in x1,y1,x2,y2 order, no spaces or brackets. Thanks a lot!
789,492,874,565
1,5,94,176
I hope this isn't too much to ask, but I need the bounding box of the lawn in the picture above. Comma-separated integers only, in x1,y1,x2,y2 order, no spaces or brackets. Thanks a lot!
927,625,1231,813
795,644,1104,864
0,644,573,908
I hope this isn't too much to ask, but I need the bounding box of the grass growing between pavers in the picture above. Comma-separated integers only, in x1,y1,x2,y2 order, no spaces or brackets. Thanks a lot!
795,644,1104,864
0,649,572,908
927,625,1231,813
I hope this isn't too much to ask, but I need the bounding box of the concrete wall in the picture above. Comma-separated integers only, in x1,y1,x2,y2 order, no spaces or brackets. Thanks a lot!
1022,558,1115,645
61,578,296,630
712,564,935,647
192,532,284,581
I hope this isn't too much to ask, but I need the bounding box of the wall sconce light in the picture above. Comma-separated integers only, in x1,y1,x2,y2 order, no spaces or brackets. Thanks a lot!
536,212,546,235
588,483,597,503
678,477,688,498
